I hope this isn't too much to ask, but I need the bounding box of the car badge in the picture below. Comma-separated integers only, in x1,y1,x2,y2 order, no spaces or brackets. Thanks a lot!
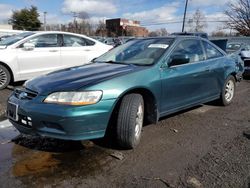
19,92,28,99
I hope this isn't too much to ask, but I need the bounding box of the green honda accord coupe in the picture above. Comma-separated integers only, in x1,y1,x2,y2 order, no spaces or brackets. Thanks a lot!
7,36,243,149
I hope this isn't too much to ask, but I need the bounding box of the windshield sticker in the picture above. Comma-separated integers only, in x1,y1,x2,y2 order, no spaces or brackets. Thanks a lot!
148,44,169,49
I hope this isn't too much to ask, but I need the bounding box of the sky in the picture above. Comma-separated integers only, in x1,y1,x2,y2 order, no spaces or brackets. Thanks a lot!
0,0,232,33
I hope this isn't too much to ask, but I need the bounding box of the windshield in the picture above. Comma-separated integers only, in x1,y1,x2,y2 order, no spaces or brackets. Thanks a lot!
226,43,242,52
95,38,174,65
0,32,35,46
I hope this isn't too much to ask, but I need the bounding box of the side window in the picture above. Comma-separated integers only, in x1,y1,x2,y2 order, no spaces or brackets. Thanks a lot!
25,34,58,48
63,35,95,47
169,39,204,65
202,41,223,59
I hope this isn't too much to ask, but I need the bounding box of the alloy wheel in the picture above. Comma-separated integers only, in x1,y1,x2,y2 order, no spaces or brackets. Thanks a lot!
224,80,235,103
134,103,143,140
0,68,7,88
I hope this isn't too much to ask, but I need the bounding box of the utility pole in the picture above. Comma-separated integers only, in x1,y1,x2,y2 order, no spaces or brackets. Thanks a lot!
182,0,189,32
43,11,47,31
71,12,78,32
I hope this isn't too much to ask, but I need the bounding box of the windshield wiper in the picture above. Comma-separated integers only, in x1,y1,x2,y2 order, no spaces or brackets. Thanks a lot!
105,60,128,65
131,63,152,66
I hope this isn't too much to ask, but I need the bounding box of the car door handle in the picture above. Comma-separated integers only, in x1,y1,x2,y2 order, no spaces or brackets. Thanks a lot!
193,73,200,77
205,66,211,72
49,50,58,52
83,49,91,51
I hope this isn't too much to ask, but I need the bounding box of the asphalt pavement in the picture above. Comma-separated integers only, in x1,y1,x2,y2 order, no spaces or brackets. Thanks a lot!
0,79,249,188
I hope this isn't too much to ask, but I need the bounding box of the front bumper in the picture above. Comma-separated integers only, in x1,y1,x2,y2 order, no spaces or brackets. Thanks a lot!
7,93,116,140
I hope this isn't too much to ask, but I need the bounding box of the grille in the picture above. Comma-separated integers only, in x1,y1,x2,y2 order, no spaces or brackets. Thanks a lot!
14,88,38,100
244,59,250,67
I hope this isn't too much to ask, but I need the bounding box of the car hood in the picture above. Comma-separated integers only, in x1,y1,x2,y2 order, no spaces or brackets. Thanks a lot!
25,62,145,95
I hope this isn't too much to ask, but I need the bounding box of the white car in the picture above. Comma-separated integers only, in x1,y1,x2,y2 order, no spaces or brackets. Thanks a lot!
0,31,113,89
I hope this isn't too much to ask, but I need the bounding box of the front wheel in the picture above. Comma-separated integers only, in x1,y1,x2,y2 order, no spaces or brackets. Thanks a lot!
219,75,236,106
0,65,11,90
117,94,144,149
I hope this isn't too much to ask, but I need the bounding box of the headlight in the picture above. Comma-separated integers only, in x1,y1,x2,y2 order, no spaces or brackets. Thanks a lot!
44,91,102,105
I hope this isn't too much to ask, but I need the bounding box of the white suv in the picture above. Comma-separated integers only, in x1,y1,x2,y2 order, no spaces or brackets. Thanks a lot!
0,31,113,89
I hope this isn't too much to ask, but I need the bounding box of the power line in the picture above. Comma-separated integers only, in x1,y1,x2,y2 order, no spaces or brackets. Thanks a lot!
141,20,228,26
138,12,227,25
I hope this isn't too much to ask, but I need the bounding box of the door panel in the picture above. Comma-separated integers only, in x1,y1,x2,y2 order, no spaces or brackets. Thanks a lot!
201,40,226,96
160,62,210,113
160,39,209,114
17,34,61,80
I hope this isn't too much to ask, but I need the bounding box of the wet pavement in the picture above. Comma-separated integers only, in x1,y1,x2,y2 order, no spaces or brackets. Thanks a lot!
0,79,250,187
0,121,122,187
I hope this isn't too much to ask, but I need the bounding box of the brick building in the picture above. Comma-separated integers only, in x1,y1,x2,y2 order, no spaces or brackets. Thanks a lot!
106,18,148,37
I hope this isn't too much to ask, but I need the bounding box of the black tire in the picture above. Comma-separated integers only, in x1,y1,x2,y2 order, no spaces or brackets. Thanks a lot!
219,75,236,106
117,94,144,149
0,65,11,90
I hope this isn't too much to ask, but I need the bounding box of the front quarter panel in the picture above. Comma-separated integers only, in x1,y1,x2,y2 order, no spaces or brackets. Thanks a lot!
0,48,19,81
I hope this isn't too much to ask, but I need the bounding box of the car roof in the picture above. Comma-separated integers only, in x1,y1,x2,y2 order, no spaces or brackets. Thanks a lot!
136,35,206,41
33,31,88,37
9,31,109,48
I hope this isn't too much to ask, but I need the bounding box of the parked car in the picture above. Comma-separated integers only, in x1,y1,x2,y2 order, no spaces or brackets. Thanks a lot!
101,37,123,47
0,34,15,41
7,36,242,149
171,32,208,39
0,31,113,89
226,42,250,55
226,42,250,77
171,32,230,52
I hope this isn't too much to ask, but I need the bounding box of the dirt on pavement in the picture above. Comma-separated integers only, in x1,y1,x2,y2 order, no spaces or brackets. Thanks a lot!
0,79,250,188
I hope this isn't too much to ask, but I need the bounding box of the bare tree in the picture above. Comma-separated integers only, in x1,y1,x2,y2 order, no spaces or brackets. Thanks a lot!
148,28,168,37
187,9,207,32
225,0,250,36
95,21,107,36
211,30,228,37
148,31,158,37
158,28,168,36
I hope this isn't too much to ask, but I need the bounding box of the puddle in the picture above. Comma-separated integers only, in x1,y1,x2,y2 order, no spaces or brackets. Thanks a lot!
0,135,118,187
12,148,60,177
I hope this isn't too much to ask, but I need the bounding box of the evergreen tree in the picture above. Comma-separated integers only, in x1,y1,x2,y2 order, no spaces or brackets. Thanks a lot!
9,6,41,31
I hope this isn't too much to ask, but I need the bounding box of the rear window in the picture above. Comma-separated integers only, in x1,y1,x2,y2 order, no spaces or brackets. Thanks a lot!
63,35,95,47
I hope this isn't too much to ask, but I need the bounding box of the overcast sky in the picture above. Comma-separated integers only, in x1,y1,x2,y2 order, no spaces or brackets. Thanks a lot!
0,0,232,33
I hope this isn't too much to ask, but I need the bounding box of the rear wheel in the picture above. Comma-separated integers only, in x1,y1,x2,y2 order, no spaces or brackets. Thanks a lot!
117,94,144,149
219,75,236,106
0,65,10,90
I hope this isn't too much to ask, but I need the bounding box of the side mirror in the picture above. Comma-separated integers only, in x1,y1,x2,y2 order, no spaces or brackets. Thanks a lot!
23,43,35,51
168,54,190,67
